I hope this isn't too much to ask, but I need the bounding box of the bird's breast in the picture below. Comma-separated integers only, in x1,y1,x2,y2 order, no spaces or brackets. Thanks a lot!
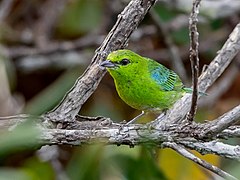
114,76,184,111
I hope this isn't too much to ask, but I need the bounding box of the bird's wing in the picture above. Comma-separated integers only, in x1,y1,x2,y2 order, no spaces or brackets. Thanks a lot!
148,60,183,91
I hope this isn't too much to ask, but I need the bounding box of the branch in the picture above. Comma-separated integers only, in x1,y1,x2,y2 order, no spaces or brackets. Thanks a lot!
38,125,240,162
187,0,201,122
219,125,240,138
44,0,157,124
199,23,240,92
200,104,240,138
180,141,240,161
199,58,239,107
163,142,237,180
1,114,240,161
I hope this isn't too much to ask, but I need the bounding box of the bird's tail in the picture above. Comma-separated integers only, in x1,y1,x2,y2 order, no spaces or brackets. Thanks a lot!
183,87,208,96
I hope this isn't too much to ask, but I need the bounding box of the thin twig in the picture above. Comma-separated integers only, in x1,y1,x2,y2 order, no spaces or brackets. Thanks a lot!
188,0,201,122
163,142,238,180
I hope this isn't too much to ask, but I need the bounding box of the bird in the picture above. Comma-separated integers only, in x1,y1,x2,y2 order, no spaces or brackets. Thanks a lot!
100,49,195,124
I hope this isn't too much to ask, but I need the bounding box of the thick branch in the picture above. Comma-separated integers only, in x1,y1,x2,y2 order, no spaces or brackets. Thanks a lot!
38,126,240,162
1,114,240,161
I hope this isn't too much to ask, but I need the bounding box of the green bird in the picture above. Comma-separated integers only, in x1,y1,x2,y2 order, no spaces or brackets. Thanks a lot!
100,49,193,124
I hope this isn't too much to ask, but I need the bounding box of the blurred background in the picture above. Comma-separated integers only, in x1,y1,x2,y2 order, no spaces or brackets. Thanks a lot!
0,0,240,179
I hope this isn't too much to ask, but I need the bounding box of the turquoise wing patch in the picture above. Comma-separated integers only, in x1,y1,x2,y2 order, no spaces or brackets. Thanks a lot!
150,65,177,91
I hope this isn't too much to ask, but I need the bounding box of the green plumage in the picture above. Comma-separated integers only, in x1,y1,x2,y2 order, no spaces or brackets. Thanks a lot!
100,49,187,112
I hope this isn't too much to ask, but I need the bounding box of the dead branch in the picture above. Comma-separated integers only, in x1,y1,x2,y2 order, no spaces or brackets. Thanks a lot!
188,0,201,122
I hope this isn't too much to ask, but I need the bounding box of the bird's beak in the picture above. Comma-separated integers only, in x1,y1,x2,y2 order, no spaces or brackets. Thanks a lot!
100,60,117,68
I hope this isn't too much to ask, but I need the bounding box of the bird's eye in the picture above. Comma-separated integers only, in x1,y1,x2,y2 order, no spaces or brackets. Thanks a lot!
120,59,130,66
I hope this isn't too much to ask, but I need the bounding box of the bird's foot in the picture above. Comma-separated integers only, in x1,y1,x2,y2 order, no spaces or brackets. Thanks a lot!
157,112,166,121
120,120,127,124
125,111,145,125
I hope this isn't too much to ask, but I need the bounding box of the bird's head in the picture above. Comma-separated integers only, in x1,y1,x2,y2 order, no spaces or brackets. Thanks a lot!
100,49,145,77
